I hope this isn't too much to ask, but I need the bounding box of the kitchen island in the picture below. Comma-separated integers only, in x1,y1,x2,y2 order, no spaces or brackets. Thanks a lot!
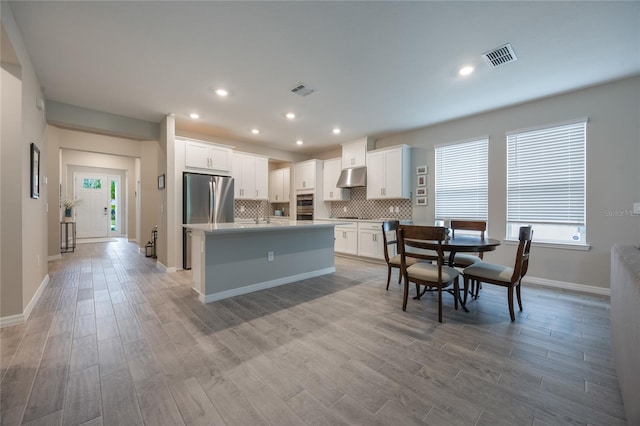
183,220,346,303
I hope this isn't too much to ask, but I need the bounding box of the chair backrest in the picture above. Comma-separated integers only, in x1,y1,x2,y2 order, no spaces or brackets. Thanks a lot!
381,220,400,263
511,225,533,282
450,220,487,259
450,220,486,238
397,225,447,266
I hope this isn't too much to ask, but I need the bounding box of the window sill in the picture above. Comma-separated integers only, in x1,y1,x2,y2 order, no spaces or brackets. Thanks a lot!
504,239,591,251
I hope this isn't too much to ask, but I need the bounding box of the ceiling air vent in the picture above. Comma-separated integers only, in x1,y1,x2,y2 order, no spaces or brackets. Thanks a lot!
482,43,517,67
290,83,315,97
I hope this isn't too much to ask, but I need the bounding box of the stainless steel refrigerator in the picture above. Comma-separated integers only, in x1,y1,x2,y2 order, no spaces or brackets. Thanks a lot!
183,172,234,269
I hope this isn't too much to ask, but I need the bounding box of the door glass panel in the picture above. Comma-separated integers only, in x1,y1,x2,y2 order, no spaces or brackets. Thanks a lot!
82,178,102,189
110,179,117,231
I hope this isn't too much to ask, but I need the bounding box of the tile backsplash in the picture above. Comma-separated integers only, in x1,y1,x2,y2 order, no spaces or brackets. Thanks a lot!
233,187,412,220
329,187,412,220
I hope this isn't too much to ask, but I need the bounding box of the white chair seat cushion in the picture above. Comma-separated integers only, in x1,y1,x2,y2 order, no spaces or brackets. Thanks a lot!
464,262,514,282
406,263,459,283
389,255,419,267
449,253,482,267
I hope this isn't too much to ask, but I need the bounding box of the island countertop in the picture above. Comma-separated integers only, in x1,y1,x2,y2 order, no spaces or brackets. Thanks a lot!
183,220,350,234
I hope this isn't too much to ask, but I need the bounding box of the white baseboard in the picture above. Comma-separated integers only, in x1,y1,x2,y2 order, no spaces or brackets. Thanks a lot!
0,274,50,328
199,267,336,304
154,261,177,273
0,314,24,328
524,276,610,296
48,254,62,261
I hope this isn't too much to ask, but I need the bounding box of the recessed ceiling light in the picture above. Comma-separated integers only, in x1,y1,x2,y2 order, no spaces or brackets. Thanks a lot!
296,140,303,145
332,128,341,135
251,129,260,134
215,89,228,97
286,112,296,119
189,113,200,119
458,65,474,76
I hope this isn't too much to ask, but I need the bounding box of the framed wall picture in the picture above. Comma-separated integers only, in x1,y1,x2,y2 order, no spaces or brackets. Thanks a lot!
417,174,426,187
416,187,427,197
30,143,40,199
416,197,427,206
158,174,165,190
416,165,427,175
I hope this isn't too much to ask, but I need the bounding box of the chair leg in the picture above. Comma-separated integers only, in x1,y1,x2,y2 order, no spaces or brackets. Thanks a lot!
516,281,523,311
469,279,476,298
474,279,481,299
438,286,443,323
398,269,402,284
507,286,516,321
402,278,409,311
463,276,469,305
453,278,459,310
415,283,421,299
385,266,392,290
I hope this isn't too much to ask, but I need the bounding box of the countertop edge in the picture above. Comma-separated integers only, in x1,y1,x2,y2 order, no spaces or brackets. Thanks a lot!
183,221,349,234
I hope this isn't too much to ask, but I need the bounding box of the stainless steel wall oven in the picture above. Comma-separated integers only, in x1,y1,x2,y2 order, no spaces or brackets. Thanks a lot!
296,194,314,220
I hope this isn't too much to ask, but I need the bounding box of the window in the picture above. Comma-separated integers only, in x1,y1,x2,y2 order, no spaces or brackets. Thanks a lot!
435,138,488,222
82,178,102,189
506,119,586,245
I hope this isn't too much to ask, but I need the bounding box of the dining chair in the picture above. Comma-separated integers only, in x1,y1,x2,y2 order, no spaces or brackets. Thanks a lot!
382,220,418,290
449,220,487,297
462,225,533,321
398,225,460,323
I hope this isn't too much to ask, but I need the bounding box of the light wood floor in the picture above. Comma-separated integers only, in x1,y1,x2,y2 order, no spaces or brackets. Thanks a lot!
0,239,627,426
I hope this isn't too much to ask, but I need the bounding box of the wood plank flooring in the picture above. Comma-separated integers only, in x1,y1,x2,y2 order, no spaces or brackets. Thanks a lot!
0,239,627,425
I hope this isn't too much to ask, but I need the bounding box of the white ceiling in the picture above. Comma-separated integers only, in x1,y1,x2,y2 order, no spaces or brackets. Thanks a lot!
9,1,640,154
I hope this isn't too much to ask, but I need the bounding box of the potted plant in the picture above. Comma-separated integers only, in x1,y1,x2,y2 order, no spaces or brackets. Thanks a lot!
61,197,82,221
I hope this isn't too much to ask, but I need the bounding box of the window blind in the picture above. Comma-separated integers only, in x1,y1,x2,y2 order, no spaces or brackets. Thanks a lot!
507,121,586,224
435,139,488,220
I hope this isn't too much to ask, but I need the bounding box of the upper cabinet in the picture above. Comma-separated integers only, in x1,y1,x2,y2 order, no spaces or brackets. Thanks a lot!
341,137,376,169
185,140,232,174
294,159,322,192
232,152,268,200
366,145,411,199
323,158,350,201
269,167,290,203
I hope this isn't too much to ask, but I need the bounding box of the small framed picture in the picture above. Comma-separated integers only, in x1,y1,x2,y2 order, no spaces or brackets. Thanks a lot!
158,174,165,190
30,143,40,199
416,187,427,197
416,165,427,175
417,175,426,187
416,197,427,206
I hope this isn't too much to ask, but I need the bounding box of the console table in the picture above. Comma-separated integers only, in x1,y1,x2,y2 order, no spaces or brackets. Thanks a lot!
60,221,76,253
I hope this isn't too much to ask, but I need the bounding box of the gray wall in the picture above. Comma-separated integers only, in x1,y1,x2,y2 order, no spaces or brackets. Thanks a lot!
375,75,640,290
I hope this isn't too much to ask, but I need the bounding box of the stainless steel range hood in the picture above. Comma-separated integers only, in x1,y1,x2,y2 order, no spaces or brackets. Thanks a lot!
336,166,366,188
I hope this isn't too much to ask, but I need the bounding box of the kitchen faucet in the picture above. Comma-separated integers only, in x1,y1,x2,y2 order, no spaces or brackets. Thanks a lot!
266,202,272,224
255,202,272,224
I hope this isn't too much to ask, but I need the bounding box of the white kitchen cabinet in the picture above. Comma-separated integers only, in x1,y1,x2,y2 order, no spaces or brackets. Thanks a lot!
357,222,384,259
323,158,350,201
232,152,268,200
341,137,375,169
334,223,358,255
366,145,410,199
269,167,290,203
294,159,321,192
185,140,233,173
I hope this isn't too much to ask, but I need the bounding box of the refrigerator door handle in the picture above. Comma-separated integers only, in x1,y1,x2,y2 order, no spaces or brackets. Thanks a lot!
211,179,218,223
209,180,214,223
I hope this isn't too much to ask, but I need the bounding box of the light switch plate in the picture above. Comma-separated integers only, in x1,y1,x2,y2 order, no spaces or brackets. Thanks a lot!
633,202,640,215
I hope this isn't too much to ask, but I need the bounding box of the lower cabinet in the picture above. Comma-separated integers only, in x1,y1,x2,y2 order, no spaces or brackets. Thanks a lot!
357,222,384,259
334,224,358,255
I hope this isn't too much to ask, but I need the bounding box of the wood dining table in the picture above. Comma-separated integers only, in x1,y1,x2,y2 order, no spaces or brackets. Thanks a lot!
404,234,501,311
